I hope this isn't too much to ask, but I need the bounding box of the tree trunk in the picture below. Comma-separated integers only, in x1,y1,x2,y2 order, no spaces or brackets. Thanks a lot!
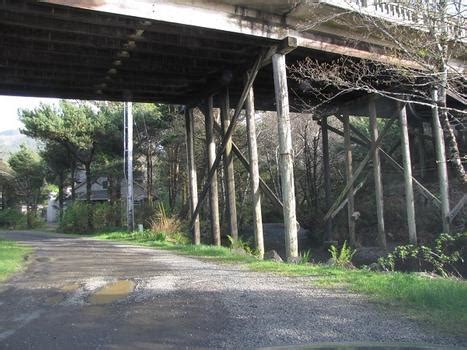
70,162,76,201
26,204,32,229
58,172,64,222
438,88,466,192
108,174,114,206
115,177,122,227
146,148,153,203
437,0,466,193
85,162,93,230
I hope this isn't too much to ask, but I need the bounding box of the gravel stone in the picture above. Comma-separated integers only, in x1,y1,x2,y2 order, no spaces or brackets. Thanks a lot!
0,230,465,350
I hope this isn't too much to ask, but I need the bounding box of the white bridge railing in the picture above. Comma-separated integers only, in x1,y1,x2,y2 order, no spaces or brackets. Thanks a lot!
320,0,465,39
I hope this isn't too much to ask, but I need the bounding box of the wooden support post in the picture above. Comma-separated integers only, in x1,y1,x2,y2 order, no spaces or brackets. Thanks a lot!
369,96,387,249
205,96,221,245
399,103,417,244
245,86,264,258
343,114,356,246
431,88,450,233
322,117,333,242
188,52,265,230
272,53,298,260
220,87,238,240
185,108,201,244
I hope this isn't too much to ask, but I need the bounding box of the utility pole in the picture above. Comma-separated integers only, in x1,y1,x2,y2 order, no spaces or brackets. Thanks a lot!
124,101,134,231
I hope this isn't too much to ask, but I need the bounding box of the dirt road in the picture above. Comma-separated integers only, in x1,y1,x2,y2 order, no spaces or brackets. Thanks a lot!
0,231,464,349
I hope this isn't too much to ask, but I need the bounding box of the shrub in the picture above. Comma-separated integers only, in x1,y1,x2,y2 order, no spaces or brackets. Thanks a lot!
0,209,43,229
378,232,466,277
0,209,24,229
61,201,123,234
328,240,356,268
298,249,312,264
61,202,90,233
93,202,117,231
149,202,181,233
227,235,258,256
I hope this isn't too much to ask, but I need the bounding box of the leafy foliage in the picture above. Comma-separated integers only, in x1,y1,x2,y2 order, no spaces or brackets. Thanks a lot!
61,201,123,234
0,209,24,229
8,145,46,228
378,232,466,277
328,240,356,268
298,249,312,264
227,235,258,257
61,202,90,234
148,203,183,236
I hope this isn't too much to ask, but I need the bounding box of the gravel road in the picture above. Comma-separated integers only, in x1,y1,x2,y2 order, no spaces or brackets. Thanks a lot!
0,231,465,349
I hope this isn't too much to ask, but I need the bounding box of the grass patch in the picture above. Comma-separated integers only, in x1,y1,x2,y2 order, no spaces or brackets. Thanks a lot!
0,239,31,282
95,230,467,336
96,230,257,263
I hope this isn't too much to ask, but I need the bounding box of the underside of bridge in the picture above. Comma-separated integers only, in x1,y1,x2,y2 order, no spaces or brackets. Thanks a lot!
1,0,391,113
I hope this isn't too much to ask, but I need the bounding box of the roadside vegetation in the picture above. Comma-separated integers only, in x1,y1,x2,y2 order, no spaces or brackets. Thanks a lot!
0,239,31,281
94,229,467,337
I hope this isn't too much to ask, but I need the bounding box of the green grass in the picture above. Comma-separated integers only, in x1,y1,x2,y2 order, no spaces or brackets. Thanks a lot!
95,230,467,336
0,239,31,282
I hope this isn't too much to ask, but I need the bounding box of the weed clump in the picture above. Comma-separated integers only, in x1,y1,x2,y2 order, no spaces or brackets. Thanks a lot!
328,240,355,268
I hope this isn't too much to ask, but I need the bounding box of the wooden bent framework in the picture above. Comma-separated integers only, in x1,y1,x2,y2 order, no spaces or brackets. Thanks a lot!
319,89,460,245
187,37,300,259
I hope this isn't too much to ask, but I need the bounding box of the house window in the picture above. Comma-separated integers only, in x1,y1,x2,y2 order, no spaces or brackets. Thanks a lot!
102,180,108,189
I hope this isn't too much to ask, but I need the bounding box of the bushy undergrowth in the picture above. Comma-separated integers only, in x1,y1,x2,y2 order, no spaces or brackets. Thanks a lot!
227,235,258,256
61,202,90,233
148,203,183,236
379,232,466,277
328,240,356,267
61,201,122,234
0,208,43,229
0,209,24,229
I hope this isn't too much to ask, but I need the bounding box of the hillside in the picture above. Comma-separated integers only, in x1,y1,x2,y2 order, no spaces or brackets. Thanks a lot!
0,129,38,160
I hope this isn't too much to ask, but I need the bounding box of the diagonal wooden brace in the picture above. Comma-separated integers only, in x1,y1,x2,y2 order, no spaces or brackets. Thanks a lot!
333,115,441,208
323,115,397,222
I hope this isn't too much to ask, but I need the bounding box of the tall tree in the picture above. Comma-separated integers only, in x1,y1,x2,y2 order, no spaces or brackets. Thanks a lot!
8,145,45,228
20,100,107,229
40,142,73,222
133,103,173,204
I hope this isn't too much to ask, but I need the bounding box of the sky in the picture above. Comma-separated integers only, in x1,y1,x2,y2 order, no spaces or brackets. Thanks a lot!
0,96,59,132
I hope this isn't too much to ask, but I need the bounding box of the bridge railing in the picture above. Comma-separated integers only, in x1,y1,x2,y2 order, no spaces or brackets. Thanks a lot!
320,0,465,40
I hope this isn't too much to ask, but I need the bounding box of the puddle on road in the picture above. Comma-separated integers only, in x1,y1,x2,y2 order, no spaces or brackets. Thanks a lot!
35,257,51,263
88,280,135,305
61,283,80,292
46,294,65,305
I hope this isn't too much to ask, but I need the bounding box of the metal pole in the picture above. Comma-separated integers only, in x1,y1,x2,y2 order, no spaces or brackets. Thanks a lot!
125,101,135,231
